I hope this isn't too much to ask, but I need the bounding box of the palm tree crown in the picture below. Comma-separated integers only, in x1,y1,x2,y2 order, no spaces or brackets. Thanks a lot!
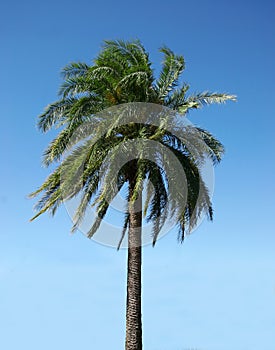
30,39,235,246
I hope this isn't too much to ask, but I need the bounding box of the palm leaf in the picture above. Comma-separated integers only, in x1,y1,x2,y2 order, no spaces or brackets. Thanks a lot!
155,46,185,100
61,62,90,79
178,92,236,114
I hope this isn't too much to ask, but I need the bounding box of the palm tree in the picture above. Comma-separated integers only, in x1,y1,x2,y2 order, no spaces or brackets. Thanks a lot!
30,39,236,350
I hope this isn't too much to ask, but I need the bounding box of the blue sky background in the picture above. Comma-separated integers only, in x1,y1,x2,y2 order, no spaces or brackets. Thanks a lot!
1,0,275,349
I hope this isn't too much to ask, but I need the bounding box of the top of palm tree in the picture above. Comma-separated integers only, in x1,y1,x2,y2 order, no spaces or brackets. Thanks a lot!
30,39,236,248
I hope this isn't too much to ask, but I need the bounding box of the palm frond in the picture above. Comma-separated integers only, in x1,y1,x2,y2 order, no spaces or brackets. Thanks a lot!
103,39,150,68
195,127,225,164
42,121,83,166
155,46,185,100
58,76,91,98
144,161,168,246
37,98,76,132
158,138,212,236
29,167,61,199
87,199,109,238
115,71,150,90
178,92,236,114
30,186,61,221
164,84,189,110
61,62,90,79
71,172,100,233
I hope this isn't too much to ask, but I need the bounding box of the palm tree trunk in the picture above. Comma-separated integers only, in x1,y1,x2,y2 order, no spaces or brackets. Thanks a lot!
125,180,142,350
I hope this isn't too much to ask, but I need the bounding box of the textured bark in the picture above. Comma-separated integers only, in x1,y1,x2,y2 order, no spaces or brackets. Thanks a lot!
125,180,142,350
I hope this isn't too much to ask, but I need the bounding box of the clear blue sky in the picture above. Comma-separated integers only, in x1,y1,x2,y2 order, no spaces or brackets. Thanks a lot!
1,0,275,349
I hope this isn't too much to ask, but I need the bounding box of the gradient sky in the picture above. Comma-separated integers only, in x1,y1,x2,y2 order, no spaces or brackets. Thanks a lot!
1,0,275,349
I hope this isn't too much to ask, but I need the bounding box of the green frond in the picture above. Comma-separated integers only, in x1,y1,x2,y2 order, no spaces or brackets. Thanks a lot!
143,179,154,217
58,76,91,98
30,186,62,221
158,138,212,234
103,39,150,68
58,144,95,202
144,161,168,246
87,199,109,238
71,172,100,233
68,94,105,118
89,66,118,80
162,125,220,167
42,128,73,166
90,138,126,199
42,96,108,166
130,159,147,203
196,127,225,164
155,46,185,100
61,62,90,79
178,92,237,114
29,167,61,198
163,84,189,110
115,71,150,90
152,216,161,247
37,98,76,133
